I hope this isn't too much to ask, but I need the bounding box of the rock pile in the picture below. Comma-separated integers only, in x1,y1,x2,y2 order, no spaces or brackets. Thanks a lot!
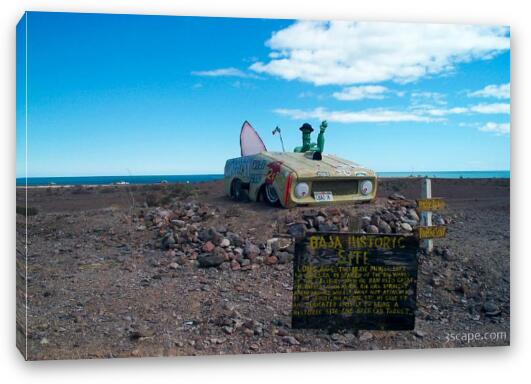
143,201,294,270
143,195,450,270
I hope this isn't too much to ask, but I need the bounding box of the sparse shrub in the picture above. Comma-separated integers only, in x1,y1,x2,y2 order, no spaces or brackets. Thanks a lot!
16,206,38,216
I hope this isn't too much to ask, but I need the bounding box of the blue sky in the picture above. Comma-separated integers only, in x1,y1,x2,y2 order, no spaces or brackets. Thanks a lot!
16,12,510,177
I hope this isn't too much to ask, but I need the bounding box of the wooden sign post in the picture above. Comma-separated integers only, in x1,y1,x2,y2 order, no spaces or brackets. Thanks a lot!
420,178,433,253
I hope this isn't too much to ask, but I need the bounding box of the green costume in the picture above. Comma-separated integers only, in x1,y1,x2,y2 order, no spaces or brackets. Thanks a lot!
294,121,327,153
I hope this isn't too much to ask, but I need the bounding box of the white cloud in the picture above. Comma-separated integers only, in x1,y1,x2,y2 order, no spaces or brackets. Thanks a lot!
417,103,510,116
468,83,510,99
251,21,509,86
274,107,437,123
478,122,510,134
192,67,259,78
333,85,388,101
469,103,510,114
275,100,509,124
410,91,447,106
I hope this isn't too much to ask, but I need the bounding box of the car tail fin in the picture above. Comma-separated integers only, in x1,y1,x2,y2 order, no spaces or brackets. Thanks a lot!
240,121,267,156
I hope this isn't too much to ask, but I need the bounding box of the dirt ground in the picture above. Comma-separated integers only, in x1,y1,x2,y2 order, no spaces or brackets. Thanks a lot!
16,177,510,360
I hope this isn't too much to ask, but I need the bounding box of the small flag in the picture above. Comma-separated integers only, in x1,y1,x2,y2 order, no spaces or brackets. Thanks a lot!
272,126,281,135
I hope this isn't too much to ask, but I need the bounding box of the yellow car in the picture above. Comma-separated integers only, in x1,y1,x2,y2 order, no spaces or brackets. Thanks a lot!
224,121,377,208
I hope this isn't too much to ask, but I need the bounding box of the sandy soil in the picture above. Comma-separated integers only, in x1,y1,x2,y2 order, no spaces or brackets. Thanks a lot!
16,178,510,360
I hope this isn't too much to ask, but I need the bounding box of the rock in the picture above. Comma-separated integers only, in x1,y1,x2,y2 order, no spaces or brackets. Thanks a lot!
265,238,279,255
226,232,244,247
378,221,392,234
366,225,379,234
230,260,241,271
265,255,278,265
287,222,307,239
483,301,501,316
400,222,413,232
433,215,446,225
244,242,260,261
169,262,179,270
202,241,216,253
381,212,396,222
171,219,186,227
442,248,456,261
402,218,418,226
318,223,339,232
408,209,420,221
358,331,373,341
219,238,231,248
370,214,381,227
389,193,406,200
276,251,293,264
240,259,251,267
161,232,176,249
361,216,372,227
282,335,300,345
249,343,260,351
197,253,225,268
414,330,427,338
222,326,234,335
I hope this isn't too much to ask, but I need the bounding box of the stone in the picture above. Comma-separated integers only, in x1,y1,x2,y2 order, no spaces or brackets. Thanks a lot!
265,238,279,255
378,221,392,234
161,232,176,249
361,216,372,227
276,251,293,264
197,253,225,268
169,262,179,270
219,238,231,248
282,335,300,345
483,301,501,316
265,255,278,265
408,209,420,222
389,193,406,200
287,222,307,239
442,248,456,261
400,222,413,232
244,242,261,260
366,225,379,234
370,214,381,227
414,330,427,338
433,215,446,225
171,219,186,227
226,232,244,247
202,241,216,253
318,223,339,232
358,331,373,341
230,260,241,271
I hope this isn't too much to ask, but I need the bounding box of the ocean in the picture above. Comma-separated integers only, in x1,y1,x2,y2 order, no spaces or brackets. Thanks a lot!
16,171,510,186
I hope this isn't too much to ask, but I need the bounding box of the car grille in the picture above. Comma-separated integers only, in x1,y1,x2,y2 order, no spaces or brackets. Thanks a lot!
312,180,359,195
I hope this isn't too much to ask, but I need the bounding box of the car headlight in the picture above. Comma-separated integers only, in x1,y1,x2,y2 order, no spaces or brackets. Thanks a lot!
294,182,310,198
360,180,373,195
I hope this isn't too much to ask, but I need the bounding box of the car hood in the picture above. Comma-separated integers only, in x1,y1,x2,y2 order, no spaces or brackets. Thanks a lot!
261,152,375,179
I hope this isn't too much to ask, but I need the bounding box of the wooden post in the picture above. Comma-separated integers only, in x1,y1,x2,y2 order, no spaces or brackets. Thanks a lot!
421,178,433,253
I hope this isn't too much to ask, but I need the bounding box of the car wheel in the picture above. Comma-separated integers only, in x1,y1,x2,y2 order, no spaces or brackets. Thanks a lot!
231,179,248,201
263,184,280,206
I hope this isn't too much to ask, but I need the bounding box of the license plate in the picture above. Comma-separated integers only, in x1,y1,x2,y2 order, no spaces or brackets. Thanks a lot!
314,191,334,202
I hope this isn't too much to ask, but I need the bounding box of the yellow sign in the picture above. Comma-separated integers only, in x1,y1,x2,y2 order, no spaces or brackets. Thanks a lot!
418,226,447,239
416,198,445,211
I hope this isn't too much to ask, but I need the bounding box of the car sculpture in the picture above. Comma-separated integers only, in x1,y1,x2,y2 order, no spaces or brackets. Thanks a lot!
224,120,377,208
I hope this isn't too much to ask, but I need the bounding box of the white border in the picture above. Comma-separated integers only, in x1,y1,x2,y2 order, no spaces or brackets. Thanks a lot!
2,1,529,383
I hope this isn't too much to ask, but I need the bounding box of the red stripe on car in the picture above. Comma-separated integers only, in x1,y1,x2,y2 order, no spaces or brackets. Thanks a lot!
284,173,293,207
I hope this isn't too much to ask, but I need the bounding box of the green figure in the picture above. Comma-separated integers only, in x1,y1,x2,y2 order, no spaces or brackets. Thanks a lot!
294,120,327,153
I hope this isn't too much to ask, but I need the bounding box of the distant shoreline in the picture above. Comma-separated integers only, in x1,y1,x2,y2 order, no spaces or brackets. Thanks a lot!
15,170,510,187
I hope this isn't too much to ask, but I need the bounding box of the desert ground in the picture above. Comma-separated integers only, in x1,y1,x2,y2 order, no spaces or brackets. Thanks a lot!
16,177,510,360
